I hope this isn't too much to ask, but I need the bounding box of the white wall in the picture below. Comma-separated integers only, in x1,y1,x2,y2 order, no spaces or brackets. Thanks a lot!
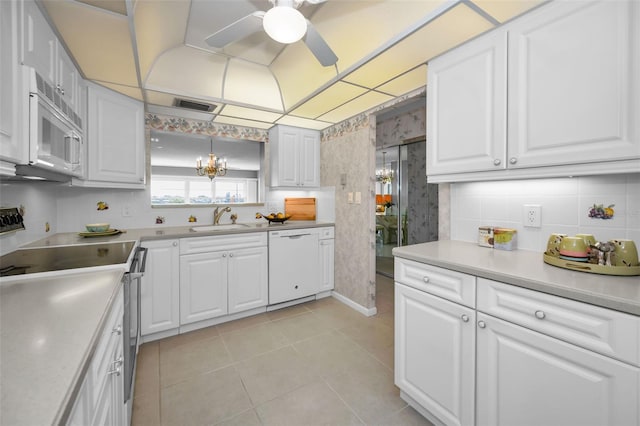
450,174,640,252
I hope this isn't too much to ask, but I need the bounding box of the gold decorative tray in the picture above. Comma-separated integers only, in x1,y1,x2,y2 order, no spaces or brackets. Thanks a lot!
543,253,640,276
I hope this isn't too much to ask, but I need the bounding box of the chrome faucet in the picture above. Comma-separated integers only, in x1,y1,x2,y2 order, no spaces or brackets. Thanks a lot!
213,206,232,224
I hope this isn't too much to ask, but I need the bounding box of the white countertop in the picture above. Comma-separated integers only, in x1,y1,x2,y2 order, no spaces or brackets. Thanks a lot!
0,268,125,425
393,240,640,316
21,221,335,248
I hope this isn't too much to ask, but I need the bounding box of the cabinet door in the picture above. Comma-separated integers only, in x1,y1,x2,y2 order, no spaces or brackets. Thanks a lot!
507,0,640,168
298,129,320,187
140,240,180,336
180,251,228,324
228,246,268,314
86,83,145,184
57,46,79,113
21,0,56,85
0,0,25,164
276,127,300,187
476,312,639,426
395,283,475,426
318,239,334,292
427,30,507,176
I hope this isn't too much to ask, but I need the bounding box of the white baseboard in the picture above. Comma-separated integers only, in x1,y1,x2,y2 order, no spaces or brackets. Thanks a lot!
332,291,377,317
400,391,445,426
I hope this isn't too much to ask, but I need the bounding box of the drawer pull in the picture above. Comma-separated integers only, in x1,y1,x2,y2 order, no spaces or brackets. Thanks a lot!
108,356,123,376
461,314,469,323
477,320,486,329
112,324,122,335
422,277,430,283
534,310,546,320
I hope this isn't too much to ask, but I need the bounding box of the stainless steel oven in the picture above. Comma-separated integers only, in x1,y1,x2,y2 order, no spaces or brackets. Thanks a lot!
122,246,147,407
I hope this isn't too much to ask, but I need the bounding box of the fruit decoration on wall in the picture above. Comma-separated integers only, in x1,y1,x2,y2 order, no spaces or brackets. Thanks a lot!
97,201,109,210
588,203,615,220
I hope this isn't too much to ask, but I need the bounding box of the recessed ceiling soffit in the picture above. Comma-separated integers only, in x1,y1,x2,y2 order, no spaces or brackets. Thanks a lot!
41,0,544,129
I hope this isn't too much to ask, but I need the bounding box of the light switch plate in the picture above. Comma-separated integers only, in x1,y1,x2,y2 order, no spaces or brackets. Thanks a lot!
355,192,362,204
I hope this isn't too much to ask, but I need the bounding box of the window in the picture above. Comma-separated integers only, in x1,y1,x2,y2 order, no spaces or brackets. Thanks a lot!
151,176,258,205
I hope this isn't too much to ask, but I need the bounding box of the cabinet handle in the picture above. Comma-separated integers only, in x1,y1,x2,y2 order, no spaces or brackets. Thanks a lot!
60,87,65,95
461,314,469,323
172,242,178,247
108,356,124,376
534,310,546,320
477,320,486,329
509,157,518,165
493,159,501,166
112,324,122,335
294,285,299,289
229,253,234,257
222,253,227,257
422,277,430,283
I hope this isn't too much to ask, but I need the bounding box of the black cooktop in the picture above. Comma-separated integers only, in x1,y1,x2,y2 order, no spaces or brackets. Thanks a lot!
0,242,136,277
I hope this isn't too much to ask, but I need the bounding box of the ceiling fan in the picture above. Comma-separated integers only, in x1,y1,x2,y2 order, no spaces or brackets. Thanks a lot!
205,0,338,67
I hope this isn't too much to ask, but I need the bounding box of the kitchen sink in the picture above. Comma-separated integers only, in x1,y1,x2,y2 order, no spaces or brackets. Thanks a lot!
190,224,251,232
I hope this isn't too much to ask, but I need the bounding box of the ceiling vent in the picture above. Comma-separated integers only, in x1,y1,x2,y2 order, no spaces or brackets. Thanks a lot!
173,98,217,113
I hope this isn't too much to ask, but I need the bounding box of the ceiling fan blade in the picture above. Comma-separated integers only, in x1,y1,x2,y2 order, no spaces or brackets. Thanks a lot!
303,21,338,66
205,11,265,48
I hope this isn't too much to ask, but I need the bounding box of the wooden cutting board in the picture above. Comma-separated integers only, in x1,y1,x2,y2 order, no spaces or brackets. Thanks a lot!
285,198,316,221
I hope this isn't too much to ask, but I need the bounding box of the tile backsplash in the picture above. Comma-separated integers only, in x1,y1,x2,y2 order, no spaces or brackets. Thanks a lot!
450,174,640,252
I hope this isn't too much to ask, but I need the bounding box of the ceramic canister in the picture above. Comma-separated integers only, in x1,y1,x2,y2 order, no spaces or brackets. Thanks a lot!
546,233,566,257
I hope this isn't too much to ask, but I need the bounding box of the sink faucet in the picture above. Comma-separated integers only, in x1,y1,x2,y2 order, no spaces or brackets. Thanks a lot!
213,206,232,224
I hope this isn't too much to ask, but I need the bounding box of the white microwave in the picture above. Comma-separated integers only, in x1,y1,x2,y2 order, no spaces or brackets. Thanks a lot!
22,66,84,178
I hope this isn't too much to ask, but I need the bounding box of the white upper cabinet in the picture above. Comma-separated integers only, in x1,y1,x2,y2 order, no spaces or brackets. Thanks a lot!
21,0,80,116
427,30,507,175
79,82,145,188
0,0,25,166
269,125,320,188
427,0,640,182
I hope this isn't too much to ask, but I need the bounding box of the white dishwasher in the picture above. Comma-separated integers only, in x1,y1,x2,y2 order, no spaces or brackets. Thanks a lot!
269,228,320,304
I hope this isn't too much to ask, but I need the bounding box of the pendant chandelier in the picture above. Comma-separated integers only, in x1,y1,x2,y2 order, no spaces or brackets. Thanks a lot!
376,151,394,184
196,138,227,180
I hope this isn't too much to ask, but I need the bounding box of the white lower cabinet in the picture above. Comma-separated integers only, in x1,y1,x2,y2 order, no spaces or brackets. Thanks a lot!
140,240,180,336
318,237,334,292
179,233,268,325
67,286,125,426
395,282,476,426
394,257,640,426
476,312,639,426
180,251,228,324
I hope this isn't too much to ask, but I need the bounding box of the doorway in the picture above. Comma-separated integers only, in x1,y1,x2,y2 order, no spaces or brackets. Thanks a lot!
375,140,438,278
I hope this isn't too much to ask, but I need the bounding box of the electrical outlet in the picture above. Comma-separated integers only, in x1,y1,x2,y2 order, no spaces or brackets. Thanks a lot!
122,205,132,217
355,192,362,204
347,192,354,204
523,204,541,228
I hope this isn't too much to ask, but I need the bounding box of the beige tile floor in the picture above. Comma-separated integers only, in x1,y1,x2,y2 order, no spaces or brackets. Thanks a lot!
131,274,434,426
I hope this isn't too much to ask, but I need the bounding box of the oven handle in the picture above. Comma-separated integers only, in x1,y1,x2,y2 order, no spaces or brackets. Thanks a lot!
127,246,148,280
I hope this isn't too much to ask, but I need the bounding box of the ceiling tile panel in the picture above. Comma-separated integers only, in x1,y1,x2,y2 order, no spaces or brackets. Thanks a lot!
225,59,284,111
96,81,143,101
289,82,368,119
213,116,273,130
270,41,339,110
317,91,394,124
375,65,427,96
145,46,226,100
42,0,138,86
134,0,190,82
469,0,544,23
343,3,494,88
76,0,127,15
309,0,449,71
144,90,179,107
219,105,282,123
275,116,333,130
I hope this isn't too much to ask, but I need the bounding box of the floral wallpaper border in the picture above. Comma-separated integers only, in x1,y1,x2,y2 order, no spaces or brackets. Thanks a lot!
145,113,268,142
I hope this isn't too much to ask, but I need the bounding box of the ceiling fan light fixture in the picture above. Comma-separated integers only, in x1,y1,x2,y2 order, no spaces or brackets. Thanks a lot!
262,6,307,44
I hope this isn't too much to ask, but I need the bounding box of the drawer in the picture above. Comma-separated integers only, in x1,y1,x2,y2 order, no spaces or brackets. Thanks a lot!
477,278,640,366
319,227,334,239
394,257,476,308
90,286,123,408
180,232,267,254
